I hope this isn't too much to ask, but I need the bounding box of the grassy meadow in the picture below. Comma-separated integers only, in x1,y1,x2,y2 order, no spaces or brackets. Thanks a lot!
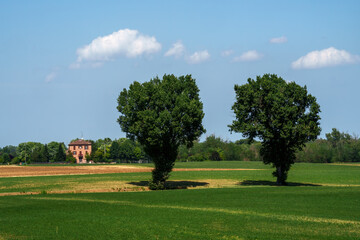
0,161,359,239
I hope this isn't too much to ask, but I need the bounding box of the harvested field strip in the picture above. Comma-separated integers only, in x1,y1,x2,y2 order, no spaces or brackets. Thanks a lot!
0,165,264,177
310,183,360,187
0,188,146,196
2,183,359,197
0,165,152,177
0,179,241,196
330,163,360,167
28,196,360,228
2,176,360,197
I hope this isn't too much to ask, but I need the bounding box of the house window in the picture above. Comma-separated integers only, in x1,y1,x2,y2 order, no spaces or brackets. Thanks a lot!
85,145,88,150
73,146,76,150
79,146,82,149
73,151,76,155
85,151,88,155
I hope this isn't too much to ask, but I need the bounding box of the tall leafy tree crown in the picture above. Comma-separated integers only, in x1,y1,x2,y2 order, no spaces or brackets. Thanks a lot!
117,74,205,187
229,74,321,184
117,74,205,149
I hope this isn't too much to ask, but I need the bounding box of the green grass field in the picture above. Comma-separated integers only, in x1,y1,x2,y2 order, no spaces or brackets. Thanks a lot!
0,161,359,239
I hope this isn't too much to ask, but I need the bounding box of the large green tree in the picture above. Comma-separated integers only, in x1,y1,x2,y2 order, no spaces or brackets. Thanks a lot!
117,74,205,188
229,74,321,185
47,142,61,162
0,153,10,164
39,144,50,163
17,142,42,163
54,143,66,162
109,141,120,160
1,145,17,158
116,139,144,162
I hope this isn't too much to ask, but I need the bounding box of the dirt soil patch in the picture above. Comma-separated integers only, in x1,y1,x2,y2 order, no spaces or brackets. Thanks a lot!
0,165,262,177
330,163,360,167
0,165,152,177
0,179,242,196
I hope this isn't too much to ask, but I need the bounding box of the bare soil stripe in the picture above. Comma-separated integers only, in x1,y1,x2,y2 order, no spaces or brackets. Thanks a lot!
0,166,264,178
329,163,360,167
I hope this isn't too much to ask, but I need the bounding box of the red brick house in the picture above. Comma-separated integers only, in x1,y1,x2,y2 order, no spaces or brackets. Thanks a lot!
68,139,92,163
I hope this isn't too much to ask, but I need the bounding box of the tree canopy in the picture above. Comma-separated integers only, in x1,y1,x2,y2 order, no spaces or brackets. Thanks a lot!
229,74,321,185
54,143,66,162
117,74,206,188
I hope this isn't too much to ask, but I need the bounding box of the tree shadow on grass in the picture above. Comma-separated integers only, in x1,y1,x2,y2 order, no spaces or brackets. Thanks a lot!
128,181,209,190
238,180,321,187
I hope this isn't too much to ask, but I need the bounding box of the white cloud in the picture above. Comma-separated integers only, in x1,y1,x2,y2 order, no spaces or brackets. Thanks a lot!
187,50,210,64
75,29,161,64
292,47,360,69
70,62,103,69
221,50,234,57
164,41,185,58
233,50,263,62
69,62,81,69
270,36,288,44
45,72,57,83
165,42,210,64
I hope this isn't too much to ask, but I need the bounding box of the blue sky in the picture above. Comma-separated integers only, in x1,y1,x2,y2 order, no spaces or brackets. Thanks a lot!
1,0,360,147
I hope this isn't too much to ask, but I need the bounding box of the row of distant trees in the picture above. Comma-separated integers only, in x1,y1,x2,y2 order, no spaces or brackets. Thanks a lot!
1,128,359,164
0,138,149,164
177,135,261,162
84,138,149,163
0,142,68,164
176,128,360,163
297,128,360,163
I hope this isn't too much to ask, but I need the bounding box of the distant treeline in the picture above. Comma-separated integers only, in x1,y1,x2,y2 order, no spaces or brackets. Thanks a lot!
177,128,360,163
0,138,150,164
84,138,150,163
296,128,360,163
1,128,359,164
177,135,261,162
0,142,68,164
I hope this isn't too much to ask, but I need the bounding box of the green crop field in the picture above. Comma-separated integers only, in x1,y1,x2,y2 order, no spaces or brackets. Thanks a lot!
0,161,359,239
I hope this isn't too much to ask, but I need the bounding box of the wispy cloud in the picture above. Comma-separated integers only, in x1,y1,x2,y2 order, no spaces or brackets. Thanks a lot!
165,42,210,64
221,50,234,57
73,29,161,67
45,71,57,83
69,62,103,69
164,41,185,58
233,50,263,62
270,36,288,44
292,47,360,69
187,50,210,64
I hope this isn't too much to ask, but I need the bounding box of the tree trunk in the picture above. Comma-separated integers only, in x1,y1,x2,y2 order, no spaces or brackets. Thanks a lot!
152,165,171,185
276,165,284,185
150,154,176,189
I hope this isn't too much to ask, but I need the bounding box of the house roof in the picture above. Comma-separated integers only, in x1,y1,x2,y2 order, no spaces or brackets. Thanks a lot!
68,139,92,146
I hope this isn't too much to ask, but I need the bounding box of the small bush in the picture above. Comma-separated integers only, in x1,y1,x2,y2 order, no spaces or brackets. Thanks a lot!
11,157,19,165
148,181,165,190
187,153,207,162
